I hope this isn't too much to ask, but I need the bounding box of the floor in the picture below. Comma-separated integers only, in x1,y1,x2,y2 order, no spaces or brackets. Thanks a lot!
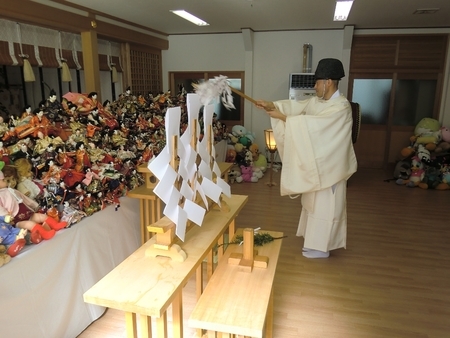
78,166,450,338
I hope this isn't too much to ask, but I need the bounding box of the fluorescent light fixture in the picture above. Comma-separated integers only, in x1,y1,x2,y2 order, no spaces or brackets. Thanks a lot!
170,10,209,26
334,1,354,21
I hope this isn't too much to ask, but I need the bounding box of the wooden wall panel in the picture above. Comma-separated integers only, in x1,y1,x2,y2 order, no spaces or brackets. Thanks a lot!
353,128,387,168
397,35,448,71
350,36,397,70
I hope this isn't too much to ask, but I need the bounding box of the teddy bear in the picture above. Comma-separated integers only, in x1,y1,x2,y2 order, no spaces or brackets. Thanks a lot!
249,144,267,173
239,165,259,183
226,147,237,163
228,165,242,183
11,157,43,199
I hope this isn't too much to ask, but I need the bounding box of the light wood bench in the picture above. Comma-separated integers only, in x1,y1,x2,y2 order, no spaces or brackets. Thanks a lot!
83,194,248,338
189,229,284,338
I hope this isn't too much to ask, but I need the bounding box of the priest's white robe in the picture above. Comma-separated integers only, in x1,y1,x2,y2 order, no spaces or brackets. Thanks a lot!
272,94,357,251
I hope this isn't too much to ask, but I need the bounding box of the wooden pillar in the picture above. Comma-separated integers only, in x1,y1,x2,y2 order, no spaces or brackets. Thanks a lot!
121,42,132,90
81,30,101,97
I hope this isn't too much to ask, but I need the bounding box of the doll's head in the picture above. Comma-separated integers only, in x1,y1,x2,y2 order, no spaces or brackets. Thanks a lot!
1,166,19,188
0,170,9,189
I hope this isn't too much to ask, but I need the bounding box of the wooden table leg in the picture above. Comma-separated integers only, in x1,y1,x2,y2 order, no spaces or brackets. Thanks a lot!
172,290,183,338
156,198,161,220
228,220,235,238
144,200,151,243
196,264,204,338
217,234,224,261
206,249,214,280
265,287,274,338
125,312,138,338
139,200,146,245
156,312,168,337
140,314,152,338
150,199,156,226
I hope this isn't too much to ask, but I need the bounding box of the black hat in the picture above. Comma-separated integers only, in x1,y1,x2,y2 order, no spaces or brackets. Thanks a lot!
314,58,345,80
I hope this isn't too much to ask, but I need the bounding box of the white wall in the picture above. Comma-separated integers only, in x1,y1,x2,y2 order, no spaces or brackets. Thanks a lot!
162,28,450,152
163,29,347,151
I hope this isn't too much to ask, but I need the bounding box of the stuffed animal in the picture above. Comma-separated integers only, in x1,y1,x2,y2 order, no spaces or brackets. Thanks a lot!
435,127,450,154
231,125,254,147
401,118,442,158
249,144,260,162
418,166,441,189
226,147,237,163
229,166,242,183
393,159,411,180
435,165,450,190
396,156,424,187
416,144,431,165
14,157,43,199
239,165,259,183
0,244,11,267
253,153,268,173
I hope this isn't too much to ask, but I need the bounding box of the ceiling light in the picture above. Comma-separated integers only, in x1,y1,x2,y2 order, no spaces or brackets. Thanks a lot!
170,10,209,26
334,1,354,21
413,8,440,15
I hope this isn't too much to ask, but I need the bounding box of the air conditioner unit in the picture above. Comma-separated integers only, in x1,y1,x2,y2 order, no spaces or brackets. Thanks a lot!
289,73,316,100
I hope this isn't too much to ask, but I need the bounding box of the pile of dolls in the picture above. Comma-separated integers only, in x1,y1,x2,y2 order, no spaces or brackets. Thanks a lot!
0,86,228,262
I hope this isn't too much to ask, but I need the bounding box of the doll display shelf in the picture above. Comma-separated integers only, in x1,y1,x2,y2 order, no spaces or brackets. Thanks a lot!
0,197,141,338
83,193,248,338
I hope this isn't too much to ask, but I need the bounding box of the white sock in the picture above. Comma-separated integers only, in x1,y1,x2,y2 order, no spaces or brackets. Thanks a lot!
302,249,330,259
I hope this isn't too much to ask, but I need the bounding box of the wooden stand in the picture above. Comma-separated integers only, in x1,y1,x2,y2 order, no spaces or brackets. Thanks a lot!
127,163,161,245
146,217,187,262
228,228,269,271
189,229,283,338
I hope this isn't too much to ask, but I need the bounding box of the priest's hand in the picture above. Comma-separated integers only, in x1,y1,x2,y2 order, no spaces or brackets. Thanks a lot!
254,100,275,111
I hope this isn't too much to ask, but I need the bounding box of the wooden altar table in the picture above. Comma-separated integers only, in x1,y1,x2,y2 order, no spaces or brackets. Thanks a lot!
83,194,248,338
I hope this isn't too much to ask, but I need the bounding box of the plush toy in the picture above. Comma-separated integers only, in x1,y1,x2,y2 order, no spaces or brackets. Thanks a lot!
393,159,411,180
4,158,43,199
253,153,268,173
396,156,424,187
435,126,450,154
229,166,242,183
416,144,431,165
248,144,260,162
0,244,11,267
418,166,442,190
239,165,259,183
401,118,442,158
231,125,254,147
226,147,237,163
432,165,450,190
